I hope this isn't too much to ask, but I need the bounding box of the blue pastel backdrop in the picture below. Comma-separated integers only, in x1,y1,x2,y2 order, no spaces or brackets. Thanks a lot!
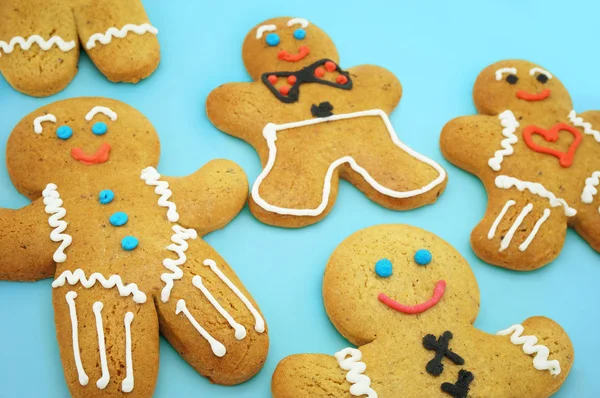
0,0,598,396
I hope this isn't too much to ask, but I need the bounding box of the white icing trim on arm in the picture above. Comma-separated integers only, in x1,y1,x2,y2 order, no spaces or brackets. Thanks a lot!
176,299,226,357
256,24,276,39
287,18,309,28
86,23,158,49
519,208,551,251
488,110,519,171
499,203,533,252
34,114,57,134
495,67,517,81
529,67,553,79
141,167,179,222
334,348,378,398
568,110,600,143
160,225,198,303
0,35,75,56
487,199,516,239
42,183,72,263
93,302,110,389
122,312,135,393
65,291,89,386
581,171,600,204
85,106,117,121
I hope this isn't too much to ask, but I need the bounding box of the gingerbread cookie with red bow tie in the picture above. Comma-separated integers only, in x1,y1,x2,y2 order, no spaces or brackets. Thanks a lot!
441,60,600,270
207,17,447,228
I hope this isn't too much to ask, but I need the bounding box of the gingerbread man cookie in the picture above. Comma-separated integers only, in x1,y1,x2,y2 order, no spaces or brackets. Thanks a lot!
441,60,600,270
207,17,447,228
0,0,160,97
272,224,573,397
0,98,268,397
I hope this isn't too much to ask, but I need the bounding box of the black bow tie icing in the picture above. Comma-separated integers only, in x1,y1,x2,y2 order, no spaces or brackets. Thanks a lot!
261,59,353,103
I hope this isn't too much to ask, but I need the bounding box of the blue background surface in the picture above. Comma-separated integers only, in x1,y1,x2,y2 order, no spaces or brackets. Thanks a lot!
0,0,599,396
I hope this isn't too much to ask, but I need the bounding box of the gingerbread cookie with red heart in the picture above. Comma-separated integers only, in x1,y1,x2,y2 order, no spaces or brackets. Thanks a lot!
207,17,447,228
441,59,600,270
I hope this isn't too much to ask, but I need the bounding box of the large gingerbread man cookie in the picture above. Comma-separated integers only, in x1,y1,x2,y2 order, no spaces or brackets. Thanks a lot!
272,224,573,397
207,17,447,228
0,98,268,396
0,0,160,97
441,60,600,270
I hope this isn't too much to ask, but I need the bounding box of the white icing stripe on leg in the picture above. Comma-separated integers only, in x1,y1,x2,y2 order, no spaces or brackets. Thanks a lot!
122,312,135,393
93,302,110,389
160,225,198,303
42,183,72,263
334,348,378,398
519,209,551,252
192,276,247,340
66,291,89,386
140,167,180,222
176,299,226,357
488,111,519,171
86,24,158,50
487,200,516,239
0,35,76,56
203,259,265,333
500,204,533,252
497,324,561,375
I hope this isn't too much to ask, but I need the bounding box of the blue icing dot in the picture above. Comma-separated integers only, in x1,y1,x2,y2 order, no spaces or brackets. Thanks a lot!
92,122,108,135
109,212,128,227
266,33,280,46
56,125,73,140
414,249,432,266
121,236,138,251
99,189,114,204
374,258,393,278
294,28,306,40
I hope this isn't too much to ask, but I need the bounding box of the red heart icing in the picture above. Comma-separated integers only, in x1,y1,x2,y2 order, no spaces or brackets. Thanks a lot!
522,123,582,168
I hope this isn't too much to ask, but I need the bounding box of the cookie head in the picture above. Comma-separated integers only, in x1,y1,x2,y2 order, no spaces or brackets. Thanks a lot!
6,97,160,198
243,17,339,81
473,60,572,116
323,225,480,345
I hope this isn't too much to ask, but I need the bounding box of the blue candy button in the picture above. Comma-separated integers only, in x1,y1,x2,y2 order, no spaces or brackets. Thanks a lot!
56,125,73,140
375,258,393,278
92,122,107,135
121,236,138,251
109,212,128,227
294,28,306,40
266,33,280,46
99,189,114,205
414,249,432,266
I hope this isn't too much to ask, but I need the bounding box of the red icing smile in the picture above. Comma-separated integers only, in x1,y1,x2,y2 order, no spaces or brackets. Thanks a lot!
378,280,446,314
278,46,310,62
523,123,582,168
71,143,111,165
516,88,551,101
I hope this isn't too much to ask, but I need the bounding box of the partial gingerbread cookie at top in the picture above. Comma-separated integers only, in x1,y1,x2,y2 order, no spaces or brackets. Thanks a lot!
0,0,160,97
272,224,573,398
441,60,600,270
207,17,447,228
0,98,268,397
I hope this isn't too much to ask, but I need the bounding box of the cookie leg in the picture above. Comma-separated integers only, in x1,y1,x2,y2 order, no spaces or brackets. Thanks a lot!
574,204,600,252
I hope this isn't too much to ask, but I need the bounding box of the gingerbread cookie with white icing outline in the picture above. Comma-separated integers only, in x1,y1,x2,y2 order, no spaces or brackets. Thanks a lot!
207,17,447,228
441,59,600,270
0,97,268,397
272,224,573,397
0,0,160,97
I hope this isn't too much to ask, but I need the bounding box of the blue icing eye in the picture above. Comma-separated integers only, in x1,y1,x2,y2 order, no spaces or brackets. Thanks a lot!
109,212,128,227
99,189,114,204
294,28,306,40
92,122,108,135
56,125,73,140
374,258,393,278
121,236,138,251
266,33,280,46
414,249,432,266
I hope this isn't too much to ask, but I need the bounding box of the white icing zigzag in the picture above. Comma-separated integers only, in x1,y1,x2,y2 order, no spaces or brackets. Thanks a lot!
86,23,158,49
141,166,180,222
568,110,600,143
52,269,147,304
497,324,561,376
582,171,600,204
488,110,519,171
160,225,198,303
334,348,378,398
0,35,76,56
42,183,72,263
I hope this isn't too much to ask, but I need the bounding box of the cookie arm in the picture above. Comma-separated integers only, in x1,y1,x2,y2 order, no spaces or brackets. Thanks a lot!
347,64,402,114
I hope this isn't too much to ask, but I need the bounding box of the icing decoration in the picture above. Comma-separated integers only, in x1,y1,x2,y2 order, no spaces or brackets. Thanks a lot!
176,299,226,357
487,200,516,239
86,23,158,50
99,189,114,205
287,75,297,85
92,122,108,135
495,175,577,216
496,324,561,375
516,89,551,101
378,280,446,314
506,74,518,84
121,236,138,251
293,29,306,40
266,33,280,46
52,269,147,304
529,67,553,79
0,35,76,56
85,106,118,121
278,45,310,62
141,167,180,222
65,291,89,386
519,208,551,251
287,18,310,28
160,225,198,303
414,249,432,265
256,24,276,39
568,110,600,143
204,259,265,333
499,203,533,252
522,123,582,167
192,275,247,340
93,302,110,389
262,58,352,103
252,109,447,216
122,312,135,393
56,125,73,140
422,331,465,376
495,67,517,81
71,143,111,165
311,101,334,118
488,110,519,171
581,171,600,204
441,369,474,398
279,85,290,95
314,66,325,78
33,114,56,134
337,75,348,84
374,258,393,278
109,211,128,227
42,183,72,263
334,348,378,398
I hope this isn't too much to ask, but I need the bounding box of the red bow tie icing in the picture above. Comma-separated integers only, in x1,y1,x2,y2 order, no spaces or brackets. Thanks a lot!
522,123,582,168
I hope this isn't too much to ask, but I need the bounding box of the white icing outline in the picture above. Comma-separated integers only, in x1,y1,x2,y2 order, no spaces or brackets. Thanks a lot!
256,24,276,39
582,171,600,205
93,302,110,389
251,109,447,217
520,208,551,251
500,203,533,252
568,110,600,143
495,67,517,81
122,312,135,393
497,324,561,376
66,291,89,386
0,35,75,56
34,114,57,134
176,299,226,357
52,269,147,304
85,106,117,121
529,67,553,79
488,110,519,171
287,18,309,28
42,183,72,263
160,225,198,303
86,23,158,49
204,259,265,333
334,348,378,398
487,199,516,239
141,167,179,222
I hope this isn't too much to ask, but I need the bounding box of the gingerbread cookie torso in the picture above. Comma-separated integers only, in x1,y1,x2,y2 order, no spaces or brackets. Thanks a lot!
0,98,268,397
441,60,600,270
272,225,573,398
207,17,447,228
0,0,160,97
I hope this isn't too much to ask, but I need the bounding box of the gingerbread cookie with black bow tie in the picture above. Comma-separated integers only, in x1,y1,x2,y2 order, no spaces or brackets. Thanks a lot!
441,60,600,270
207,17,447,228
